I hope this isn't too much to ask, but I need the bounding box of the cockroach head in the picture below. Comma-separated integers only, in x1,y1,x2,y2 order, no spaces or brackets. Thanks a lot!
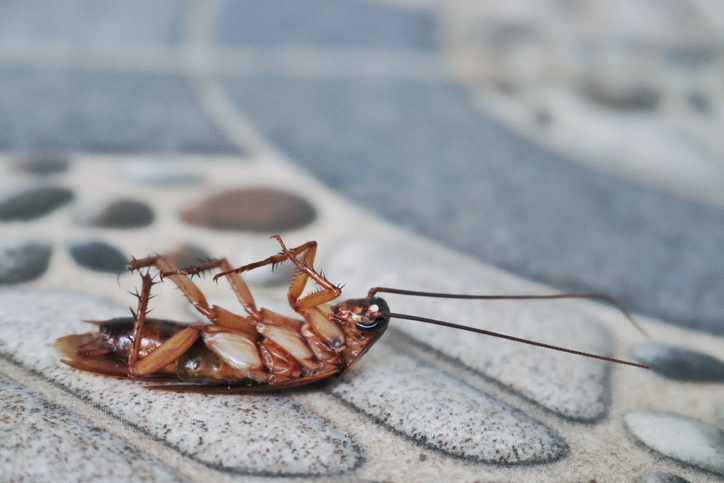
332,297,391,333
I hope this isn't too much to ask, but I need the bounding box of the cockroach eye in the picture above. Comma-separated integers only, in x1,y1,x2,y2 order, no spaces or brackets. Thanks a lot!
355,298,390,332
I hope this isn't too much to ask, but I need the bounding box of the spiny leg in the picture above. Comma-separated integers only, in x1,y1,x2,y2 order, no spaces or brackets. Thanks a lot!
126,272,203,376
212,239,319,282
128,272,153,368
209,238,331,308
128,255,256,332
129,255,216,319
213,237,341,311
174,258,262,320
271,236,342,311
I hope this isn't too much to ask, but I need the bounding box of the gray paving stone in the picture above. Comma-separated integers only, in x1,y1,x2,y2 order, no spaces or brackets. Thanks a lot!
630,343,724,382
0,376,185,482
223,74,724,335
214,0,435,50
0,291,364,477
332,343,568,464
625,411,724,477
0,0,184,44
0,67,238,154
325,237,615,422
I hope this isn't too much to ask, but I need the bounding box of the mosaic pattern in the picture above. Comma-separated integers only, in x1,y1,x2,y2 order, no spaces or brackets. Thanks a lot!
1,1,723,481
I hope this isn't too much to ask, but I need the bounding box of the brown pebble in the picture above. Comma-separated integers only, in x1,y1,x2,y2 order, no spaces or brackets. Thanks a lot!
180,188,316,232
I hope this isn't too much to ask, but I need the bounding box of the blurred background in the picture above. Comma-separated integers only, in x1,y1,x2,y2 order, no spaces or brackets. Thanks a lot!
1,0,723,336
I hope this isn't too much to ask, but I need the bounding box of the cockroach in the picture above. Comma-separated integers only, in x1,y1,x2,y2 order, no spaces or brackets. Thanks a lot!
55,235,647,393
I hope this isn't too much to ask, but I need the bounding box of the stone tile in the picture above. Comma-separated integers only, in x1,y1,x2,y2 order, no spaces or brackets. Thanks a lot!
0,291,363,476
0,186,73,220
73,198,155,228
67,241,127,273
214,0,435,49
0,376,184,482
0,67,239,154
180,188,316,232
325,237,615,421
0,0,184,44
223,74,724,335
0,241,52,284
625,411,724,477
630,343,724,382
332,343,568,464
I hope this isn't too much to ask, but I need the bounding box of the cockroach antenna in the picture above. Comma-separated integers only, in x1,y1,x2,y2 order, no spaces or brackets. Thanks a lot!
367,286,649,369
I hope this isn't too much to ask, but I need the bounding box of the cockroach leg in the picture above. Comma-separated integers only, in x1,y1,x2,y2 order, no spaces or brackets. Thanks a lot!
270,236,341,311
128,272,153,369
124,272,205,377
185,258,262,320
129,255,260,332
130,326,203,376
212,240,318,281
128,255,218,320
212,238,341,312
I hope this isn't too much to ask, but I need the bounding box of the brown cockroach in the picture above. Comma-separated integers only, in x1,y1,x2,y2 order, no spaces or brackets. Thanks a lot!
55,235,647,393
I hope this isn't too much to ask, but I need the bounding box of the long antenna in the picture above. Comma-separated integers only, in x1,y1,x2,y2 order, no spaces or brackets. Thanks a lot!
384,312,648,368
368,287,647,336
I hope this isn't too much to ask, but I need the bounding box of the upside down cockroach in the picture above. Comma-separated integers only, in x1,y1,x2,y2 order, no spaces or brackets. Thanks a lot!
55,235,647,392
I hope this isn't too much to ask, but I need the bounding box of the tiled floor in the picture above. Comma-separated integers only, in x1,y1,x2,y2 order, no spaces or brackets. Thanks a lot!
1,1,724,482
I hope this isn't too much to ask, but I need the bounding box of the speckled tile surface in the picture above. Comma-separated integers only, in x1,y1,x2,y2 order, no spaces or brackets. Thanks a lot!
2,1,724,482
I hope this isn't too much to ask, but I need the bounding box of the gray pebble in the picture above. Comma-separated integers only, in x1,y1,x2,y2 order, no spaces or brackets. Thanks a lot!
0,241,52,284
630,343,724,382
68,241,127,273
